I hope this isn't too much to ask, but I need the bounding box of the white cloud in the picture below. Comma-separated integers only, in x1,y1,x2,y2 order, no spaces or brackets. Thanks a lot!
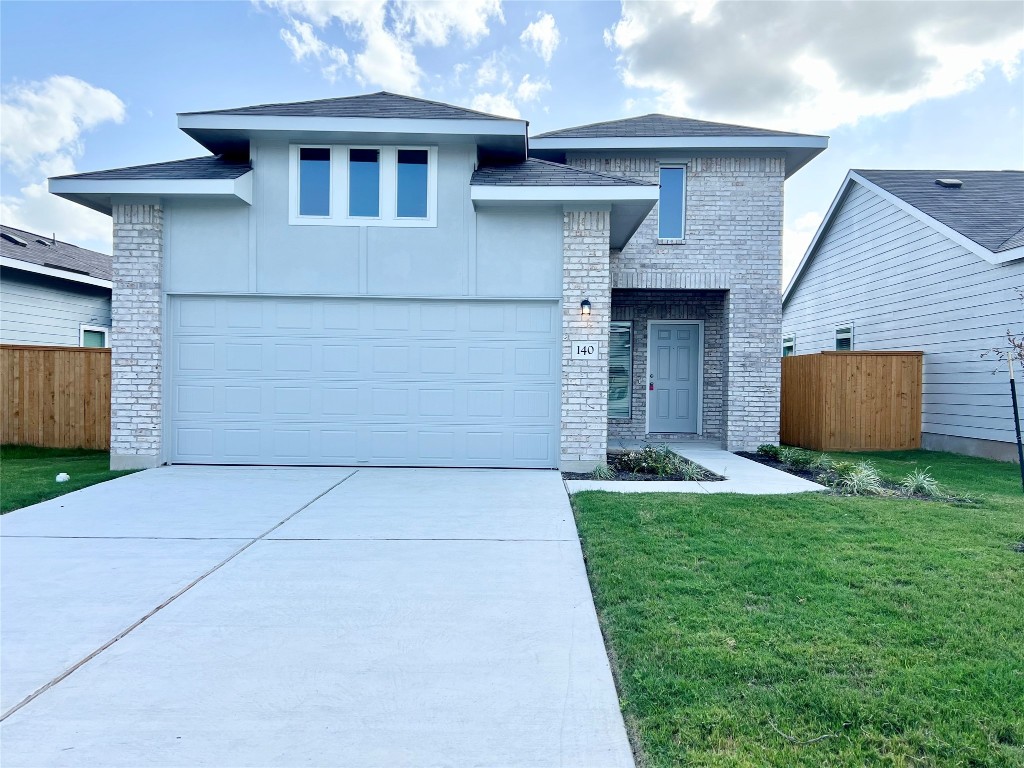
476,52,511,89
783,210,823,284
520,12,560,64
515,74,550,103
605,0,1024,132
1,75,125,177
0,76,126,252
470,91,520,119
280,18,350,83
395,0,503,47
261,0,503,93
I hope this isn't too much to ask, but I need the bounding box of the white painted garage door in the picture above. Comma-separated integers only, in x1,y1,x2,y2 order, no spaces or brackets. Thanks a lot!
167,296,560,468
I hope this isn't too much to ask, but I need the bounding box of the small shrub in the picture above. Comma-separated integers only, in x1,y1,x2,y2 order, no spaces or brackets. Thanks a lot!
757,444,782,459
615,445,709,479
831,460,857,480
836,462,886,496
778,447,816,469
591,463,616,480
810,453,834,471
900,468,940,497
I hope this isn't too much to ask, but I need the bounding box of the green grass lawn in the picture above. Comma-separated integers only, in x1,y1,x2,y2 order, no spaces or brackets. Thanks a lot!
0,445,137,514
572,450,1024,767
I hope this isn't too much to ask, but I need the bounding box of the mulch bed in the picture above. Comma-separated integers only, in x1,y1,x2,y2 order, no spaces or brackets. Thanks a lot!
563,453,724,482
735,451,822,483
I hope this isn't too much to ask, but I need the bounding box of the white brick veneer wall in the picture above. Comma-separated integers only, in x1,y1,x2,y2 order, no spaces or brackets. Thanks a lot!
110,202,164,470
561,209,611,471
568,153,785,450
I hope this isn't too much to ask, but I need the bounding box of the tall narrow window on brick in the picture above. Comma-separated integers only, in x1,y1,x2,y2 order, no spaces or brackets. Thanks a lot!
658,166,686,239
782,334,795,357
835,326,854,351
397,149,429,218
299,147,331,216
608,321,632,419
349,148,380,217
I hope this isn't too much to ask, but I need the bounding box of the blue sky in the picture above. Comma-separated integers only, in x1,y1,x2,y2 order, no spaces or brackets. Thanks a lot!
2,0,1022,283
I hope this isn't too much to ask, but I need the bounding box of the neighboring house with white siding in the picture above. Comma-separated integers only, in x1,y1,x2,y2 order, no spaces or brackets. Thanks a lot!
782,170,1024,462
0,225,113,348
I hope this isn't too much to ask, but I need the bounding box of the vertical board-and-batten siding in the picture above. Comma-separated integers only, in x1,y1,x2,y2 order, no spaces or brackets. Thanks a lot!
0,268,111,346
782,181,1024,445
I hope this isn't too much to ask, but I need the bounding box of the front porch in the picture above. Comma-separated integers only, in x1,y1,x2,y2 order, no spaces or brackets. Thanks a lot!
608,288,728,446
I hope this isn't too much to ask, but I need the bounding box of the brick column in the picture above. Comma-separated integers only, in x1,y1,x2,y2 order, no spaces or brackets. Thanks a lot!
561,209,611,472
725,288,782,450
110,202,164,470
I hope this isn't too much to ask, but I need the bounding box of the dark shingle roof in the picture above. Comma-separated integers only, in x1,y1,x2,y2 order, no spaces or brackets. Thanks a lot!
52,155,252,181
855,170,1024,253
534,113,817,140
181,91,520,121
0,225,111,282
471,158,653,187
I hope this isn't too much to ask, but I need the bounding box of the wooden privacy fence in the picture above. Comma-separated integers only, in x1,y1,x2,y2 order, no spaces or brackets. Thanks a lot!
1,345,111,449
781,351,923,452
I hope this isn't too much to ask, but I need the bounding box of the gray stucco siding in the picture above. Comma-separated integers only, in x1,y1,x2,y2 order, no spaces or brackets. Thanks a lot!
783,182,1024,448
0,267,111,346
163,141,563,302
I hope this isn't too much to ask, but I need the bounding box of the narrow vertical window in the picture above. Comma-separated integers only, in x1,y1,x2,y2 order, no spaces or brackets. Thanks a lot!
349,148,380,217
298,148,331,216
608,322,633,418
397,149,429,218
782,334,795,357
658,166,686,239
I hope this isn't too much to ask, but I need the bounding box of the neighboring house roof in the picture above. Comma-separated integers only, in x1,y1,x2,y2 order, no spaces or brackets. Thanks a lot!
52,155,252,181
533,113,811,140
530,113,828,178
0,224,112,289
470,158,652,187
853,170,1024,254
180,91,516,121
783,169,1024,305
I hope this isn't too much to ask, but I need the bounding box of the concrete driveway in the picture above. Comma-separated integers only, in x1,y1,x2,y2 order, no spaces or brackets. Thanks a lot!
1,467,633,768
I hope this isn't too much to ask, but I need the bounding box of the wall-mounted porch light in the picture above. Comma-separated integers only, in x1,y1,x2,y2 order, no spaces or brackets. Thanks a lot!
580,299,592,316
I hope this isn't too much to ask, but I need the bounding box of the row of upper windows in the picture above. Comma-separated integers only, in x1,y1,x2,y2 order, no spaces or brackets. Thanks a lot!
781,326,855,356
291,147,686,238
290,145,437,227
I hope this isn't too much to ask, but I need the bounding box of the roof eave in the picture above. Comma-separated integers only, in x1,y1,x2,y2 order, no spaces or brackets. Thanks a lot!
177,113,529,161
470,185,658,250
0,255,113,290
529,135,828,179
48,173,254,216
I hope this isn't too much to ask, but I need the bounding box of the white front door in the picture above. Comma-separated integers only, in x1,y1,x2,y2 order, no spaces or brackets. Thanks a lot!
647,322,700,433
167,296,560,467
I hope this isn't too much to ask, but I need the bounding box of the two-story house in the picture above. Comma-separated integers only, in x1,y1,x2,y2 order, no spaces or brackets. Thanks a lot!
49,92,827,471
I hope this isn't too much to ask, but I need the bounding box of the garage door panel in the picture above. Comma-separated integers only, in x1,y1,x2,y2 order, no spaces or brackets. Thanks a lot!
169,297,559,467
173,338,555,382
171,421,555,467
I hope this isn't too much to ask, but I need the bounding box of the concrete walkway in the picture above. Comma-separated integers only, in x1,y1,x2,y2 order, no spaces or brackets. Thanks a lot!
1,467,633,768
564,447,826,494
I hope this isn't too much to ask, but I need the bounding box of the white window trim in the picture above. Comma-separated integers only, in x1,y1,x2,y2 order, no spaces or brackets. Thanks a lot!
609,321,633,420
79,324,110,348
782,333,795,356
657,163,687,242
835,324,854,351
289,144,437,228
645,320,704,436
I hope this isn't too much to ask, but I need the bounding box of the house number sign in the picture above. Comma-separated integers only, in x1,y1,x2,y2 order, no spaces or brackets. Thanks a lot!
571,341,600,360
